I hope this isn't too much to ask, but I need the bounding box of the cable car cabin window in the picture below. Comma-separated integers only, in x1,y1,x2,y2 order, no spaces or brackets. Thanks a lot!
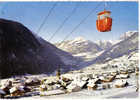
99,15,105,19
104,13,110,17
99,13,110,20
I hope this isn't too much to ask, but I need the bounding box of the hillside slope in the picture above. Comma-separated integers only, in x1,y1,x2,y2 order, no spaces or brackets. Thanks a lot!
0,19,67,78
94,31,138,63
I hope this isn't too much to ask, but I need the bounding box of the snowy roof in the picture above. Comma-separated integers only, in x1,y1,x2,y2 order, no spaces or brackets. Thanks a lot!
114,80,127,86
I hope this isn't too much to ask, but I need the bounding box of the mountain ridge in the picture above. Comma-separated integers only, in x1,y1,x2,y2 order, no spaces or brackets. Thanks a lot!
0,18,76,78
54,31,138,67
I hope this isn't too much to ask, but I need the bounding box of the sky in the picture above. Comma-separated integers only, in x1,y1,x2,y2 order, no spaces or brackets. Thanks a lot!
0,1,138,43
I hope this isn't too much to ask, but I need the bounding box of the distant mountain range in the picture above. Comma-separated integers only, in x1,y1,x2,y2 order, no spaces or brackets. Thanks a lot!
94,31,138,63
119,31,138,40
55,37,113,55
94,40,113,50
55,31,138,66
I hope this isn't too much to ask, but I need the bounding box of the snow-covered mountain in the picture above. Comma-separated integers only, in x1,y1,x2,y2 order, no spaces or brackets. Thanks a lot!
94,31,138,63
55,37,103,55
119,31,137,40
95,40,113,50
55,31,138,68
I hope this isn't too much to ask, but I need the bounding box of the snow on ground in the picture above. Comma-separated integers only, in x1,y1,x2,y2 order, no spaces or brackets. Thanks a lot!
19,85,138,100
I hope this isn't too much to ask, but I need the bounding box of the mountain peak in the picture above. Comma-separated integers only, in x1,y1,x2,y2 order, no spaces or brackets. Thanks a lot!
74,37,86,41
119,31,138,40
68,36,87,45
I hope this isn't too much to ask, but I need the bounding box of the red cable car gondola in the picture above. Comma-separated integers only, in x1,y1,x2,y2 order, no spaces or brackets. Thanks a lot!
96,10,112,32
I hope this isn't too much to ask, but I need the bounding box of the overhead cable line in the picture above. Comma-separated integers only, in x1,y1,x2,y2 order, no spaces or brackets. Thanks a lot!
60,2,102,45
36,2,57,34
48,3,79,42
0,3,8,15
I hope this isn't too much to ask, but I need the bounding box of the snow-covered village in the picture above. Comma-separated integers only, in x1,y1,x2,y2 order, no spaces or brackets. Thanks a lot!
0,0,139,99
